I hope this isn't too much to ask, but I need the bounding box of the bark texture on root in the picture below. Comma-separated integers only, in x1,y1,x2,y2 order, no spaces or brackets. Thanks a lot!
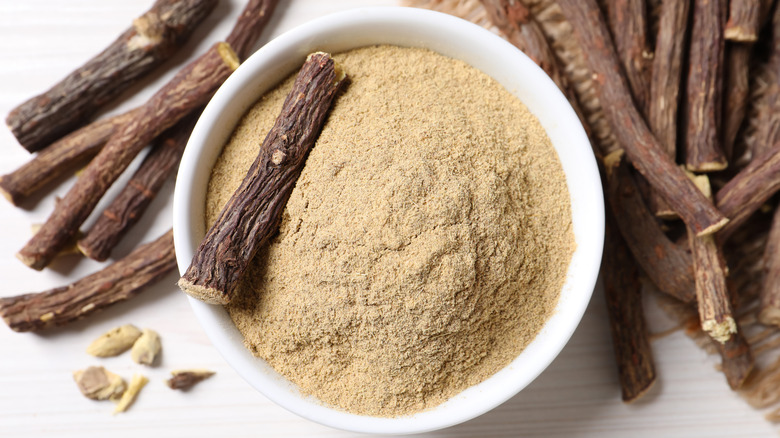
722,44,752,162
602,0,651,113
5,0,217,153
0,230,175,333
716,141,780,239
0,110,137,206
78,114,198,262
603,215,656,403
646,0,690,216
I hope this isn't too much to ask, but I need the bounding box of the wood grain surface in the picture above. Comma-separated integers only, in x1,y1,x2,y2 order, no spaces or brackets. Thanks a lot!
0,1,775,436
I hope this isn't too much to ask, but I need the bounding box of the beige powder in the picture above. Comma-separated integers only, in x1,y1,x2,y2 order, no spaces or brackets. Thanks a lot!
206,45,575,417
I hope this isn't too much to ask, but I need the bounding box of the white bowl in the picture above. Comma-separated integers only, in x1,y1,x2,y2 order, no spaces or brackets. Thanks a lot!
173,7,604,435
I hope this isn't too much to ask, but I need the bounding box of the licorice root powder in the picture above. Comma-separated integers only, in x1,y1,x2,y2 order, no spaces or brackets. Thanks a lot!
206,45,575,417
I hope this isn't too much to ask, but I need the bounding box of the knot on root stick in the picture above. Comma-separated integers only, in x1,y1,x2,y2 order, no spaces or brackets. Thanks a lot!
271,149,286,165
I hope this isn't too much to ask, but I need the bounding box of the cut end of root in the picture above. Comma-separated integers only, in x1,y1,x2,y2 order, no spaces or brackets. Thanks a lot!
0,183,17,206
602,149,625,177
703,317,737,344
758,306,780,328
75,241,93,260
621,375,656,404
333,61,347,85
15,250,43,271
0,300,13,323
724,26,758,43
697,217,730,237
655,209,678,220
177,278,229,305
686,161,728,173
217,42,240,71
307,51,330,61
684,170,712,199
306,52,346,85
76,240,105,262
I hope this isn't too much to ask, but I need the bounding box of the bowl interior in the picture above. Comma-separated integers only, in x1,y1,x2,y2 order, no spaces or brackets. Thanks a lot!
173,7,604,435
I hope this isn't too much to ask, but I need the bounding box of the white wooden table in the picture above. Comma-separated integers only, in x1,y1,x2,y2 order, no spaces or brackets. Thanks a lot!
0,1,775,437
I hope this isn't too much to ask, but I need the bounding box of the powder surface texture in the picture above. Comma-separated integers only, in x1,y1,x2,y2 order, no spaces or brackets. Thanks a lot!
206,45,575,417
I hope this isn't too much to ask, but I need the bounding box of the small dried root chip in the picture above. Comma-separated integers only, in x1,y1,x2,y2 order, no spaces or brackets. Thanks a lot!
73,366,126,401
113,373,148,414
166,369,215,390
131,328,161,366
86,324,141,357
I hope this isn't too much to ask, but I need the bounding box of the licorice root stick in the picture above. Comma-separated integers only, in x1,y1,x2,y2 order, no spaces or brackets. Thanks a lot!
5,0,217,152
602,0,651,113
178,52,347,304
556,0,728,237
722,44,752,162
684,0,728,172
646,0,690,217
64,0,282,261
686,174,735,344
0,230,175,333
